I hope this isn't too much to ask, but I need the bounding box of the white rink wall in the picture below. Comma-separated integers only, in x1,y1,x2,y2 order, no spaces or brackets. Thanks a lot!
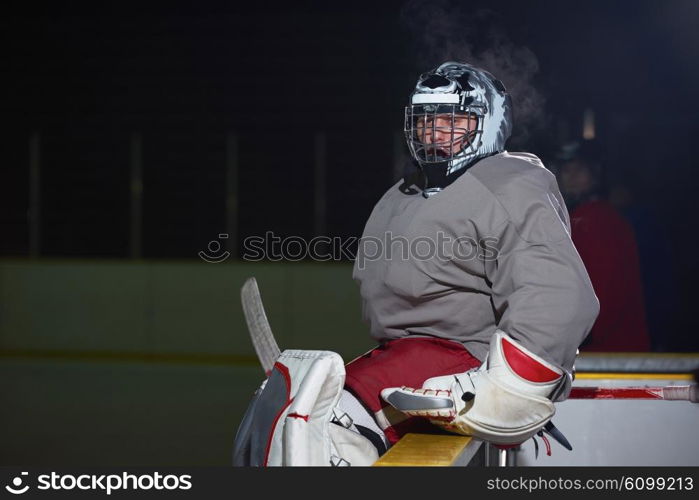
518,373,699,466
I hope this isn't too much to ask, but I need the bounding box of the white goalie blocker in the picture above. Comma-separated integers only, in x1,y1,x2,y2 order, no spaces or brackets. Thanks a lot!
233,349,378,466
382,331,568,446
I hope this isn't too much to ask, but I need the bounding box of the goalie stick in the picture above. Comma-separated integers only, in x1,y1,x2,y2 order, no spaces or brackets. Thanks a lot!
569,384,698,402
241,277,281,376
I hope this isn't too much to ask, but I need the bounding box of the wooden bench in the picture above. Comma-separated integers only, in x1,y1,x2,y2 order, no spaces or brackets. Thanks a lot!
373,433,486,466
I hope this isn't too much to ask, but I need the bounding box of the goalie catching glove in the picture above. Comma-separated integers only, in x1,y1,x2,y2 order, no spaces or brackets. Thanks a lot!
381,331,566,446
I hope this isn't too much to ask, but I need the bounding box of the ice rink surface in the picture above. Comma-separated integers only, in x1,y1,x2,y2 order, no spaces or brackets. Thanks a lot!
0,359,262,465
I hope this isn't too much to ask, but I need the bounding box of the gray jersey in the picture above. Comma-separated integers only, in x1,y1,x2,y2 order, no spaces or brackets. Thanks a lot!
352,152,599,373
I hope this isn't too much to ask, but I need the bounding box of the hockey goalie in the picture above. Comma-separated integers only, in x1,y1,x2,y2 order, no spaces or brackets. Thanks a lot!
233,61,599,466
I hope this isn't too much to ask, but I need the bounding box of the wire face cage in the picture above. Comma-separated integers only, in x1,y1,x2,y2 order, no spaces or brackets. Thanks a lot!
404,103,485,165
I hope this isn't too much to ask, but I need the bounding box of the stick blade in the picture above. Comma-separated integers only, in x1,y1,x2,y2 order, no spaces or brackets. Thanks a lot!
241,277,281,375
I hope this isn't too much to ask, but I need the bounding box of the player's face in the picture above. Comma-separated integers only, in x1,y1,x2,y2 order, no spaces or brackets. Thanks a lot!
415,113,478,158
559,160,594,198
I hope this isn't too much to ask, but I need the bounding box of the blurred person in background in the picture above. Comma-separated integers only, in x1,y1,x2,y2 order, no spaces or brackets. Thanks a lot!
609,183,678,351
555,140,650,352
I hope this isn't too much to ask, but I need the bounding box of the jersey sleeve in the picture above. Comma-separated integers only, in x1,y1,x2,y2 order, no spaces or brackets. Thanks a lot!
483,167,599,388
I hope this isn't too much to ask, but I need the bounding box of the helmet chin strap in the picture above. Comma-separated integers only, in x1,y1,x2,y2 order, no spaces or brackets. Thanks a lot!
419,161,460,197
418,151,497,197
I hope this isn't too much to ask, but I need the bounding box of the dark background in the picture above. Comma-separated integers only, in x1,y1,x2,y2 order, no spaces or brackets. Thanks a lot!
2,0,698,349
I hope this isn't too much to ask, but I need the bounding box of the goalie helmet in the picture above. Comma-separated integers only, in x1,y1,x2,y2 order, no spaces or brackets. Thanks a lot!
405,61,513,196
